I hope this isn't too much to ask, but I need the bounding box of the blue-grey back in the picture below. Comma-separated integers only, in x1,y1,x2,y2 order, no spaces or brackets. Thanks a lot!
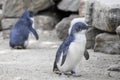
10,11,32,45
55,34,75,63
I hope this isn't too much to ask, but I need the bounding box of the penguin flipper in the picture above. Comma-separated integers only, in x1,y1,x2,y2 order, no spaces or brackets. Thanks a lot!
29,27,39,40
84,49,89,60
61,48,68,66
53,47,68,72
61,55,67,66
53,36,73,72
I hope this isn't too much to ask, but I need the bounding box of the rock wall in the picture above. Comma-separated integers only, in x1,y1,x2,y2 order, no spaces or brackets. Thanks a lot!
94,33,120,54
0,0,87,39
79,0,87,17
1,18,18,38
3,0,54,18
0,0,4,30
86,0,120,54
57,0,80,12
55,15,80,40
86,27,102,49
1,0,120,54
34,15,59,30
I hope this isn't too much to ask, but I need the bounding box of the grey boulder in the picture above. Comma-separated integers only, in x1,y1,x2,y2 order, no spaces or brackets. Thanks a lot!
57,0,80,12
94,33,120,54
55,15,80,40
3,0,54,17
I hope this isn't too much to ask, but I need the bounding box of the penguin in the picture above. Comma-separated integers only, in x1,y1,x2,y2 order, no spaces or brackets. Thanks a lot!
9,10,39,49
53,19,89,77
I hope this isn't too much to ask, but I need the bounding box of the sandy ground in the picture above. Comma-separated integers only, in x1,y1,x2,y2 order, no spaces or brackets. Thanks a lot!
0,30,120,80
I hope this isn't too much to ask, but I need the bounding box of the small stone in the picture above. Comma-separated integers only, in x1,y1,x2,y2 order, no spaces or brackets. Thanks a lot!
108,64,120,72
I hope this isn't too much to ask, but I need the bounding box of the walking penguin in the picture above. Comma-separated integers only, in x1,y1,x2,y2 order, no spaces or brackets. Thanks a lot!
9,10,39,49
53,18,89,77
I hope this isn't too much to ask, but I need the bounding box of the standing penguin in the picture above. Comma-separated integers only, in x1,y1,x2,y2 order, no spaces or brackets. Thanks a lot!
53,19,89,77
9,10,39,49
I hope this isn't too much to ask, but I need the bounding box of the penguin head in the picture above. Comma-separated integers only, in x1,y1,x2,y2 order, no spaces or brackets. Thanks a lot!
21,10,34,17
20,10,33,27
69,22,88,35
21,10,31,18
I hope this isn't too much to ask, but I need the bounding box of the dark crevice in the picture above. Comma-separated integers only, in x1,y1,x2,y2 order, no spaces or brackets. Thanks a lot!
35,5,78,20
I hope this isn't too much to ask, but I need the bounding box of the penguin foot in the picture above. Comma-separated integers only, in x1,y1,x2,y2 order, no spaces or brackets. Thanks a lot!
53,66,61,74
72,73,81,77
59,73,70,77
71,71,81,77
71,70,75,74
14,46,26,49
53,70,61,74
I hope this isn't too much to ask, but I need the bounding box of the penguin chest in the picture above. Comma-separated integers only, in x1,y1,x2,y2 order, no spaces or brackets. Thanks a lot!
68,33,86,62
68,41,86,63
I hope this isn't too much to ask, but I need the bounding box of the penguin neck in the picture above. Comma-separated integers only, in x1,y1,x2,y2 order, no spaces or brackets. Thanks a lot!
69,34,75,42
73,32,86,43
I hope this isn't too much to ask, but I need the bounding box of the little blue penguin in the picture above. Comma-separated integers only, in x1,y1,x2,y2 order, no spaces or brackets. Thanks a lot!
53,19,89,77
9,10,39,49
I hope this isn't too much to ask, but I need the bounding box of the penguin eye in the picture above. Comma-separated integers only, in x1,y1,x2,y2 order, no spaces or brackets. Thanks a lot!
76,28,82,32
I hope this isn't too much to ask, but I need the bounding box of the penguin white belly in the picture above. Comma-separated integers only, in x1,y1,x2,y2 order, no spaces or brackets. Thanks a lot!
58,41,86,73
24,34,30,48
24,40,29,47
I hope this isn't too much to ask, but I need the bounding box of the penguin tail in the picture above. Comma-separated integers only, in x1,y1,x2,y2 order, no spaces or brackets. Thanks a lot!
53,61,60,74
53,62,58,71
